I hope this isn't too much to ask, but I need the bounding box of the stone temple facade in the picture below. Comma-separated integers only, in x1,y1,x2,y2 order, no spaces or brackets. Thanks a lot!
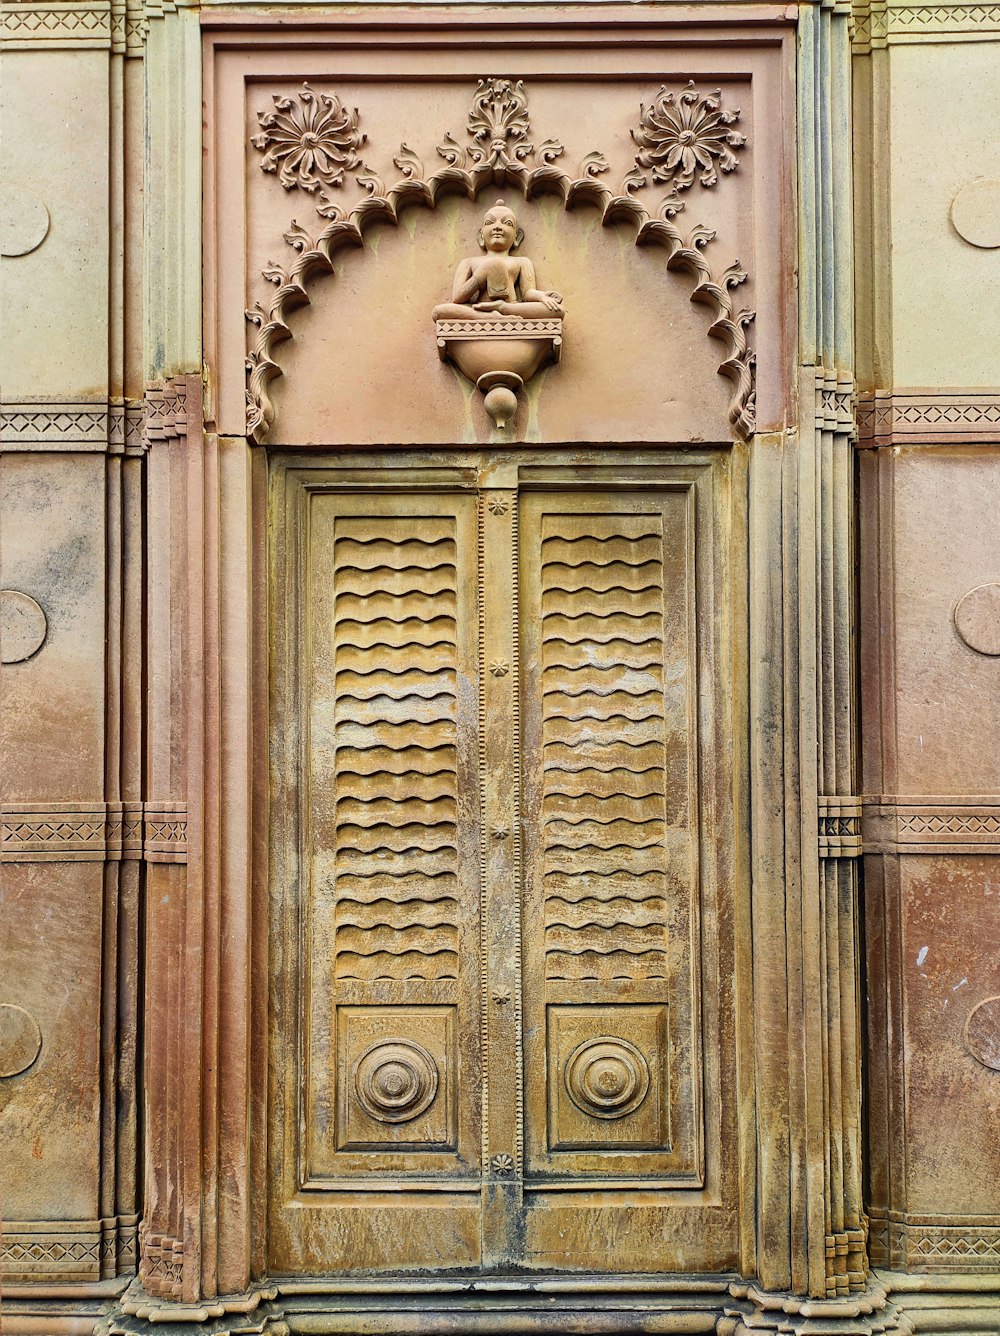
2,2,1000,1333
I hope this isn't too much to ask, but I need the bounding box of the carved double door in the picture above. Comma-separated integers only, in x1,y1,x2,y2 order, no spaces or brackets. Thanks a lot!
268,449,745,1277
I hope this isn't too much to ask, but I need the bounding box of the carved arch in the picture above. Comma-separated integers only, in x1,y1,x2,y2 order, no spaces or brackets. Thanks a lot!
246,83,756,443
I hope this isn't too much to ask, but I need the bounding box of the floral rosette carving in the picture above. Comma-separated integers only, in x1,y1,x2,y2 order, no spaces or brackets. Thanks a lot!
251,83,366,193
632,82,746,190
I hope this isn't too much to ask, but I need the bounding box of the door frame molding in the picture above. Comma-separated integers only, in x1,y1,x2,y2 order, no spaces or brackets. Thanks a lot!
107,3,883,1333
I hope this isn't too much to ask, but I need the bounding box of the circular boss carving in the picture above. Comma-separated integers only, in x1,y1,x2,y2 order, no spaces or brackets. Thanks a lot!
0,186,50,258
0,591,47,664
565,1036,650,1119
951,179,1000,249
954,583,1000,656
964,997,1000,1073
0,1004,43,1078
353,1038,439,1123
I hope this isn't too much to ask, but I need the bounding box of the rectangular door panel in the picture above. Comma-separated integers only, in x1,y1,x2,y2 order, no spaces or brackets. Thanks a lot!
520,488,702,1182
269,455,743,1278
517,467,740,1274
268,479,483,1273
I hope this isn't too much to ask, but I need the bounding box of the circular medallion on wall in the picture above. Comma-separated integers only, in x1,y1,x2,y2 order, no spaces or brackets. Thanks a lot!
954,583,1000,656
951,179,1000,249
353,1038,439,1123
0,186,51,257
0,591,48,664
964,997,1000,1072
0,1004,43,1078
564,1036,650,1119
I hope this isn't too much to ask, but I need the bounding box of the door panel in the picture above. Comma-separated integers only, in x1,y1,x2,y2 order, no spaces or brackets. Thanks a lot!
268,455,742,1277
268,484,483,1272
520,490,701,1184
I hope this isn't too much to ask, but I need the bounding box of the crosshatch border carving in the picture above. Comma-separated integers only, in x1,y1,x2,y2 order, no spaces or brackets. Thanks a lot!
818,796,863,858
861,797,1000,853
0,400,147,455
0,803,182,862
0,0,147,52
855,390,1000,447
852,1,1000,51
868,1211,1000,1270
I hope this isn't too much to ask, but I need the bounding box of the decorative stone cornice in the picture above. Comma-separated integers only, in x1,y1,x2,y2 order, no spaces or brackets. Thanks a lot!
856,389,1000,447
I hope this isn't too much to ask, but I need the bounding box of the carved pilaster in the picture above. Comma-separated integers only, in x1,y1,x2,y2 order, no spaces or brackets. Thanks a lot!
141,375,204,1303
751,0,866,1299
140,383,258,1308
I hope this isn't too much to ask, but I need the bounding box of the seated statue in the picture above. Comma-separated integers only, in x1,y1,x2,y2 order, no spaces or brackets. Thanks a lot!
432,200,564,321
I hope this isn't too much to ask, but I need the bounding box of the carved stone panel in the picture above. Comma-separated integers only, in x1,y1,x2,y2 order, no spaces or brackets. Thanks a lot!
862,447,1000,1271
204,26,793,448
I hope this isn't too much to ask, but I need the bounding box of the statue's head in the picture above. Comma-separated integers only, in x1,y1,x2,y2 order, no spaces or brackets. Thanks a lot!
478,200,523,254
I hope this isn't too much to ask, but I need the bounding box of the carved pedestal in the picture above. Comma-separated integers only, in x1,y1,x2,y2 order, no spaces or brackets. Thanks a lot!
434,316,563,427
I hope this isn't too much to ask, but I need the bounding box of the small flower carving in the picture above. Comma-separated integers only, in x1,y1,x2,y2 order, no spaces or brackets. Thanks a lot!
489,660,510,677
487,496,509,516
252,83,366,193
632,82,746,191
490,1152,515,1175
493,988,512,1006
492,825,510,841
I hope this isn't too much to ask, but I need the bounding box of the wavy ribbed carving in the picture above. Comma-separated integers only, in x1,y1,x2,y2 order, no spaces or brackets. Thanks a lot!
246,79,755,442
539,516,672,982
332,519,460,981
